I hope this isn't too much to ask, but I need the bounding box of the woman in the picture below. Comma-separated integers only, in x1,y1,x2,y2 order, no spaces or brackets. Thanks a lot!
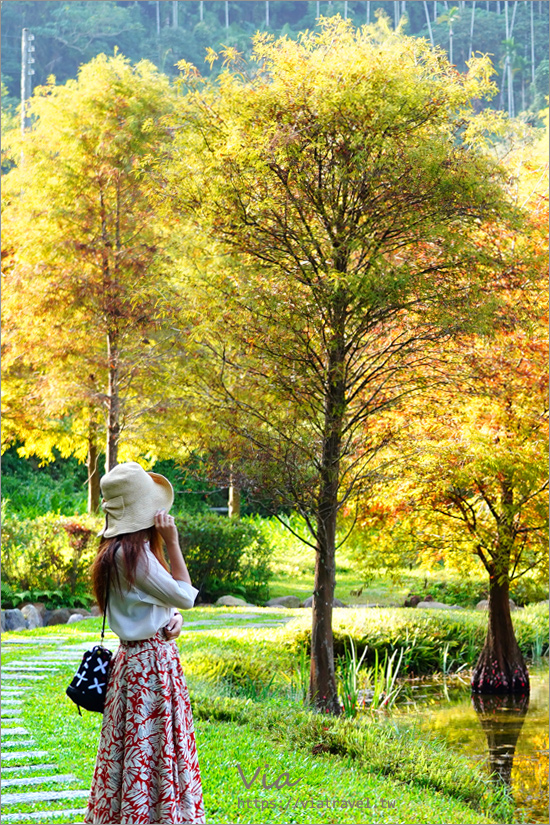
85,461,205,825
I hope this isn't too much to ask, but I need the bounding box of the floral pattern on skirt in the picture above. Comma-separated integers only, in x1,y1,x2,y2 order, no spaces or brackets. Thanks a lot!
85,631,205,825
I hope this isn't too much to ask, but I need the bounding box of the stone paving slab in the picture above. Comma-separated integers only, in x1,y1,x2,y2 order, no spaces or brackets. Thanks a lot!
2,773,79,788
2,750,48,761
2,665,61,671
2,764,56,774
1,806,88,822
1,638,66,645
2,740,35,748
2,788,90,804
2,674,48,681
0,717,24,724
1,728,30,736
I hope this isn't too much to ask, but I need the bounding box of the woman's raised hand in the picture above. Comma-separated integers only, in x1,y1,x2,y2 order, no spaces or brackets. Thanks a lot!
154,509,179,547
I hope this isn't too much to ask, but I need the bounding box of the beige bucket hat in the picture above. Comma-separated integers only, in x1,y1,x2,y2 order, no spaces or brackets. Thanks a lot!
100,462,174,539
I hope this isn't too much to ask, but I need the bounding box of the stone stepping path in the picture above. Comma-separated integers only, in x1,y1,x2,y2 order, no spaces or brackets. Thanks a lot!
1,639,96,821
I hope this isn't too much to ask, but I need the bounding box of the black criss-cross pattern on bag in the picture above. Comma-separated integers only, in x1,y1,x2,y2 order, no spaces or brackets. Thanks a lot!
66,553,115,714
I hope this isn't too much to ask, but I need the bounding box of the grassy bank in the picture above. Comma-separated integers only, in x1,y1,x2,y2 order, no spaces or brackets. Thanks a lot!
1,617,520,824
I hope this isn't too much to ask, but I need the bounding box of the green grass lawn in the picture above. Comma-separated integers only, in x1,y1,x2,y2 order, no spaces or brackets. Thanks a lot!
1,616,516,825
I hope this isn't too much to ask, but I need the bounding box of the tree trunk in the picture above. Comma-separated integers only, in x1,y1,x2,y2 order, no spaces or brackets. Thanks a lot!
106,329,120,471
530,2,536,85
471,574,529,693
87,420,101,514
468,0,476,57
309,326,345,716
424,0,434,45
228,475,241,518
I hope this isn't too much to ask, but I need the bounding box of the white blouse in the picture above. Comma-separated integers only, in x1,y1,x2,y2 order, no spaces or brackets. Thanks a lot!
106,546,199,641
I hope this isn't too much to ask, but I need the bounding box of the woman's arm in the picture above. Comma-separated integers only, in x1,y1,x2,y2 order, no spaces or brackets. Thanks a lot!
154,510,191,583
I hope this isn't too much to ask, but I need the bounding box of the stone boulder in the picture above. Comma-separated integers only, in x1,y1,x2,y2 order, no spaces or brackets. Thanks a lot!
300,595,347,608
0,611,5,632
67,613,95,624
214,595,248,607
265,595,301,609
3,608,27,631
476,598,517,611
416,601,462,610
404,593,434,607
90,605,102,617
30,602,47,619
45,608,86,626
21,604,43,629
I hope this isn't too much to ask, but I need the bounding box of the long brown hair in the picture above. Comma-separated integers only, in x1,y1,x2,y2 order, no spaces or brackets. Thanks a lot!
91,526,169,612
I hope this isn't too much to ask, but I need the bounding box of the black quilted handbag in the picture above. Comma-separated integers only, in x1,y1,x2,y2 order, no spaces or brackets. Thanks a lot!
66,561,114,714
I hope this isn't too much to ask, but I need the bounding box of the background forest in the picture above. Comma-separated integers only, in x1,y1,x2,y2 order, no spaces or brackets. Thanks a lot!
1,0,549,119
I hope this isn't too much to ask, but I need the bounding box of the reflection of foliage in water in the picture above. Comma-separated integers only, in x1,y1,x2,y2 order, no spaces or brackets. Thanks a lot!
393,667,549,824
512,732,549,825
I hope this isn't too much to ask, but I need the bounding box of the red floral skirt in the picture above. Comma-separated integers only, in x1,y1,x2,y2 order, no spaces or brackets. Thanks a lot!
85,631,205,824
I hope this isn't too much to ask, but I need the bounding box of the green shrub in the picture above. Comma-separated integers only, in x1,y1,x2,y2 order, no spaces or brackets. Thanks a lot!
278,605,550,674
175,512,272,603
1,510,101,596
510,577,549,607
1,448,88,517
422,576,549,607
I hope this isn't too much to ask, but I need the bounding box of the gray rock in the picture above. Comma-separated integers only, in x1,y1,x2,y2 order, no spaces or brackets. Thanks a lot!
300,595,347,608
266,595,301,608
67,614,95,624
416,601,456,610
30,602,47,618
90,605,101,617
45,608,73,626
1,611,6,632
3,610,27,631
476,598,518,611
21,605,43,629
214,595,248,607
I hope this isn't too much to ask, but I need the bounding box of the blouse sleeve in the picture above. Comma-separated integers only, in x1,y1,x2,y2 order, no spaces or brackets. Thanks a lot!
131,549,199,610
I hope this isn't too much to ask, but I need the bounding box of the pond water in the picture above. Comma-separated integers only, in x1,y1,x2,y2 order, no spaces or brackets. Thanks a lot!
393,664,549,824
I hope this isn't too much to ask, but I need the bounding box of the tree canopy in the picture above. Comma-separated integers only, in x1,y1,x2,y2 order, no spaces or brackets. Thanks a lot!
158,16,526,710
2,53,182,508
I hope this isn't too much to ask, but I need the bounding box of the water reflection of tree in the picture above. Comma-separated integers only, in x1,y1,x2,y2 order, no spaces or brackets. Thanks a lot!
472,692,530,787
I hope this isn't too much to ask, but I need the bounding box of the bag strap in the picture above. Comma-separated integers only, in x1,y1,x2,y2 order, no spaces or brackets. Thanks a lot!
100,544,117,644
